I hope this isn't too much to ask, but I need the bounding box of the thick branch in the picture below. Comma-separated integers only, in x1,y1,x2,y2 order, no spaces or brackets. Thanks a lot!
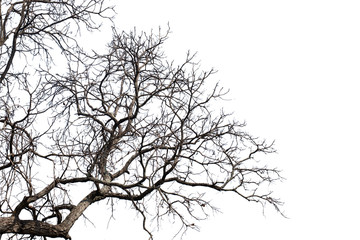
0,216,70,239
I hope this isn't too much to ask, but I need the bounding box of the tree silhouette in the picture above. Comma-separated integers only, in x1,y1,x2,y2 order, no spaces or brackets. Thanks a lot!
0,1,282,239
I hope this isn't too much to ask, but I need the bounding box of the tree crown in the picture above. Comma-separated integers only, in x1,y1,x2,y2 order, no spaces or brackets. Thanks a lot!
0,1,282,239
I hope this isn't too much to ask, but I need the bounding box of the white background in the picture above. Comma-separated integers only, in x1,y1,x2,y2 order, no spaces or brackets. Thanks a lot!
72,1,360,239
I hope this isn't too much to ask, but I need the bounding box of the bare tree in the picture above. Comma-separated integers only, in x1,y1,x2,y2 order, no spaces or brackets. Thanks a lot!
0,1,282,239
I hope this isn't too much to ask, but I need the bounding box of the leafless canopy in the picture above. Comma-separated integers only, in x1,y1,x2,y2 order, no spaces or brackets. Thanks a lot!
0,1,282,239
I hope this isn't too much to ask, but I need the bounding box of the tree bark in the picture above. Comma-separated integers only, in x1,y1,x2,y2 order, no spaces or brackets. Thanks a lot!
0,216,71,239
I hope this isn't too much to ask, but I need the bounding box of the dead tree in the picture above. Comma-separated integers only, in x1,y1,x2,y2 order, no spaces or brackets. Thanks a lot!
0,1,282,239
